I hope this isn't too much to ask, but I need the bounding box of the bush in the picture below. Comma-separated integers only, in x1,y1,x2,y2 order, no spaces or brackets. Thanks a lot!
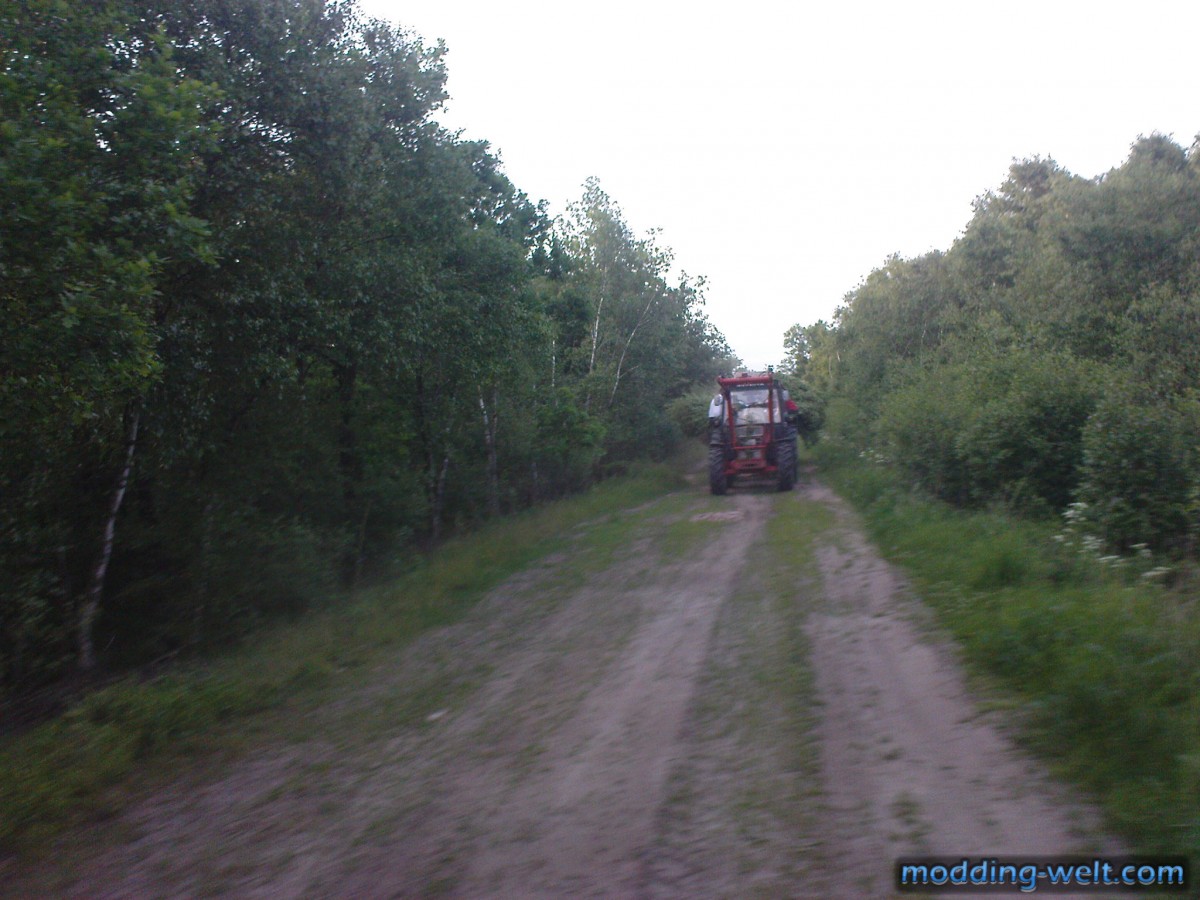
776,375,826,446
1077,385,1200,552
667,384,719,438
822,395,874,447
99,506,347,662
955,353,1098,512
533,388,606,495
876,351,1098,512
875,362,979,504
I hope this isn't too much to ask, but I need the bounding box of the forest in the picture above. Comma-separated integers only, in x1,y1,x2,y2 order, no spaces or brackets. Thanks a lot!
7,0,1200,707
0,0,733,693
786,134,1200,556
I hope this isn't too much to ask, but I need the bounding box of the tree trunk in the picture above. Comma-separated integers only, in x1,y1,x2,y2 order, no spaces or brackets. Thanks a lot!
608,294,656,408
353,497,372,587
585,294,604,412
588,295,604,376
192,499,215,649
335,362,361,511
430,449,450,543
335,361,363,580
479,389,500,517
78,407,140,672
415,373,441,544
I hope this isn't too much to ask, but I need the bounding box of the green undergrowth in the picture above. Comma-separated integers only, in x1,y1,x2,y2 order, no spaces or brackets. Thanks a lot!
0,461,688,854
814,443,1199,862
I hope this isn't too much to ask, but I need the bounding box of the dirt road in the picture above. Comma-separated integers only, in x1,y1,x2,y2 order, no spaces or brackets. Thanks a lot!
10,479,1115,898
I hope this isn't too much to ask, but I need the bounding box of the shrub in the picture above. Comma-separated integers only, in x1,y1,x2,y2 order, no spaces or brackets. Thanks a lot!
822,395,874,447
781,378,826,446
667,384,719,438
876,351,1098,512
875,362,979,504
1077,385,1200,552
99,506,347,662
955,352,1098,512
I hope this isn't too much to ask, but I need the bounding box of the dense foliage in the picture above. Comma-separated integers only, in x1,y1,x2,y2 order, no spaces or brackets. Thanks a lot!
791,136,1200,551
0,0,730,691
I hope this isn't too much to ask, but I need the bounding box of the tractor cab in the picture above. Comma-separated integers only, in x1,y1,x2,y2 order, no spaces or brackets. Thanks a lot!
708,371,797,494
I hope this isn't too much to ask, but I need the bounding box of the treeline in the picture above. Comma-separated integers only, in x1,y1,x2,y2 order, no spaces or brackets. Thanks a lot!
0,0,731,691
788,134,1200,552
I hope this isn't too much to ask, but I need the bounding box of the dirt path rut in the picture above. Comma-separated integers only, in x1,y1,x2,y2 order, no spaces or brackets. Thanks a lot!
453,493,768,897
802,481,1117,896
7,480,1115,898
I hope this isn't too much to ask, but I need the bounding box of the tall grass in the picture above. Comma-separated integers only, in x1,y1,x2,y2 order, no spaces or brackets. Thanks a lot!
0,461,688,853
814,440,1199,861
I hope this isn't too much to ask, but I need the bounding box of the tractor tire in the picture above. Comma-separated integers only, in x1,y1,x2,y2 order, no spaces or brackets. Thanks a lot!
709,443,728,495
776,440,795,492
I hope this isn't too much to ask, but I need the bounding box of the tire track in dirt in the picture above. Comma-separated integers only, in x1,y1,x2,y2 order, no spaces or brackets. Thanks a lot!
307,491,772,898
801,480,1119,897
440,491,770,898
5,477,1124,898
8,489,770,899
642,492,825,898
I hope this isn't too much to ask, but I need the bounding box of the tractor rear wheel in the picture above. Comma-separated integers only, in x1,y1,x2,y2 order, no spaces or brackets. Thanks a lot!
776,440,795,492
709,443,728,495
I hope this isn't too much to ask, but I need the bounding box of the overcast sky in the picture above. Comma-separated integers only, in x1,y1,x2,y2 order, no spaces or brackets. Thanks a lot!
357,0,1200,367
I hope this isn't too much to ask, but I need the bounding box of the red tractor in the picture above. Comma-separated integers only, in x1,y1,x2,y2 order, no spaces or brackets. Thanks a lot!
707,370,798,494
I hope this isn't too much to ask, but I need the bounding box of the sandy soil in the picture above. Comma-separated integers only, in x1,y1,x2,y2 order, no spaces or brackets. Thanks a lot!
5,479,1117,898
801,481,1119,897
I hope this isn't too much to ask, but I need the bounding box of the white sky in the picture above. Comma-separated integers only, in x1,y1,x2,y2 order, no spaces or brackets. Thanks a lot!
358,0,1200,368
